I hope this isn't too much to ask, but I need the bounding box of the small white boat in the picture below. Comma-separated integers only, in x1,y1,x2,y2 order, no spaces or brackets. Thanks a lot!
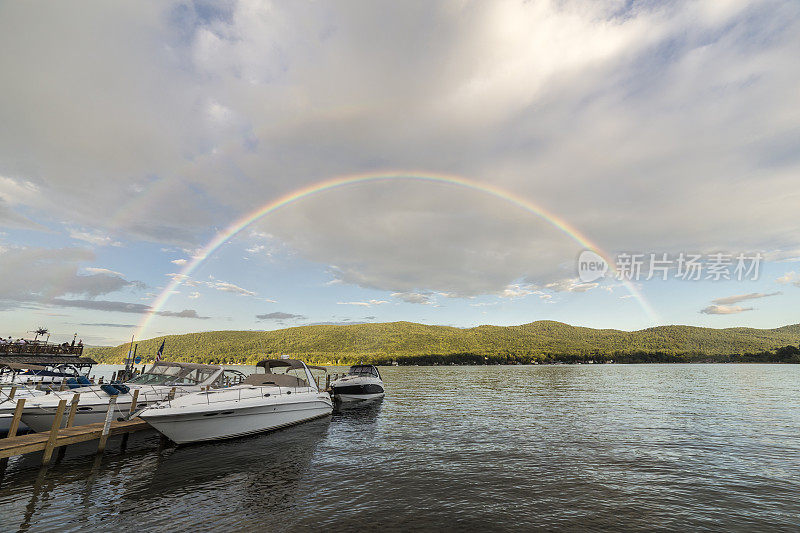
139,359,333,444
0,386,48,433
0,361,93,387
330,364,385,403
19,362,230,432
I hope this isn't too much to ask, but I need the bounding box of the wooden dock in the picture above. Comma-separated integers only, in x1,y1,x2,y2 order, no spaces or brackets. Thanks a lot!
0,388,155,468
0,418,149,460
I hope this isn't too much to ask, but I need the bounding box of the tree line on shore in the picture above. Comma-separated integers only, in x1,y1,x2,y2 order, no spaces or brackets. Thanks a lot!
84,320,800,365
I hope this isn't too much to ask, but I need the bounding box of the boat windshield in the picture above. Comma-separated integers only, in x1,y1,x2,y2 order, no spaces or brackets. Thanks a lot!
127,364,217,386
348,365,379,378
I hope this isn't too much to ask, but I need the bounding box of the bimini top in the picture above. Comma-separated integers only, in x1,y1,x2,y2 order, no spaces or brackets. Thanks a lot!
149,361,222,371
256,359,327,373
348,364,381,378
129,361,223,386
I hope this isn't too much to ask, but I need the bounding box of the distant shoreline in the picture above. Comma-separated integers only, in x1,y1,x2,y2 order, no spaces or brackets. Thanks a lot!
92,351,800,366
84,320,800,366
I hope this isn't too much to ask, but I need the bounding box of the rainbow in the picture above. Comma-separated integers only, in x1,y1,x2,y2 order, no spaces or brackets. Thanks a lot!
135,171,659,338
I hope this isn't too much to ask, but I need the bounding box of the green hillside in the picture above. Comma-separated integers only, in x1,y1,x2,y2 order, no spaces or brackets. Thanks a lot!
85,321,800,365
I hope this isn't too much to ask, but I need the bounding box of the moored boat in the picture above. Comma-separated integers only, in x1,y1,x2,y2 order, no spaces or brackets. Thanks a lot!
330,364,385,402
19,362,231,432
139,359,333,444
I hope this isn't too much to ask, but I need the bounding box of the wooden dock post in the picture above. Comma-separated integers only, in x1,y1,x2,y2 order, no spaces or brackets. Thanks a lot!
54,393,82,462
120,389,139,450
66,393,80,428
9,386,17,400
325,374,331,389
55,394,81,463
8,398,25,438
97,397,117,454
128,388,139,415
168,387,176,401
41,399,67,466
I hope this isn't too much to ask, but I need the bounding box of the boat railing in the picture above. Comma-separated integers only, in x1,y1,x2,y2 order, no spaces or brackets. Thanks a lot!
2,383,204,409
0,374,107,393
157,383,313,408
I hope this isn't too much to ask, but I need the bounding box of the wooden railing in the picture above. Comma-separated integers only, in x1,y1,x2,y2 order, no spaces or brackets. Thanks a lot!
0,343,84,356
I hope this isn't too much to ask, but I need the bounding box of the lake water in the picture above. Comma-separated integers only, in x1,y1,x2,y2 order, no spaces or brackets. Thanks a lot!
1,364,799,531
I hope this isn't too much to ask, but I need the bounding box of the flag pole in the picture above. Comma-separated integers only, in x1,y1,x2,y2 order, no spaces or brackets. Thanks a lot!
125,334,134,379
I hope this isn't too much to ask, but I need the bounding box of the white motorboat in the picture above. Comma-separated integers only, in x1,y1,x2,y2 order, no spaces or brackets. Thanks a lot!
139,359,333,444
0,385,48,432
0,360,94,387
330,364,385,402
20,362,233,432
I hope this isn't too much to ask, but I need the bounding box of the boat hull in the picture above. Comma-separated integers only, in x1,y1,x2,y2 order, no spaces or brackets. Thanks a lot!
21,402,134,432
0,414,29,433
335,392,385,402
141,397,333,444
330,381,385,403
20,386,179,432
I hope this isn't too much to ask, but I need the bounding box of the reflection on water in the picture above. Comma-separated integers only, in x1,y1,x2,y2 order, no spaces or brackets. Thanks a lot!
1,365,799,531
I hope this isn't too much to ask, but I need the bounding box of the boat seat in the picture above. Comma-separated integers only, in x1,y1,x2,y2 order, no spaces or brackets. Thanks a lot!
241,374,307,388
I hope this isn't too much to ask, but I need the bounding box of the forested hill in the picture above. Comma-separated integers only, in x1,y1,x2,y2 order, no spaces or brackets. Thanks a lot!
85,321,800,365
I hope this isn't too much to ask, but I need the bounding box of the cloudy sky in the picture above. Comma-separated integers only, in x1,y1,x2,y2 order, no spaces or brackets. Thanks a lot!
1,0,798,345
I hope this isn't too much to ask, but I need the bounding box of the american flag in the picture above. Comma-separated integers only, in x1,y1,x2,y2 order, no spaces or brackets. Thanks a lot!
155,339,165,362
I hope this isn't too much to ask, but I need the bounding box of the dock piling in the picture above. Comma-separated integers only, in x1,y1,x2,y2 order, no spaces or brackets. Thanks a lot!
56,394,81,462
9,386,17,400
128,388,139,416
97,397,117,454
66,393,80,428
120,389,140,450
42,399,67,465
8,398,25,438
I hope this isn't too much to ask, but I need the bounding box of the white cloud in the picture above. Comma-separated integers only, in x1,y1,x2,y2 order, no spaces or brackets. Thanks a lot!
84,267,125,277
337,299,389,307
166,273,258,297
69,229,121,247
0,176,39,205
500,284,534,299
171,258,187,266
245,244,266,254
391,292,433,305
700,305,754,315
0,1,798,303
0,247,139,309
545,279,600,293
166,273,189,283
213,281,256,296
712,292,781,305
776,272,800,287
188,291,200,299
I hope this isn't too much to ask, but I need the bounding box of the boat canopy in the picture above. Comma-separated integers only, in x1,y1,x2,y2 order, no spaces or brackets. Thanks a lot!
128,361,222,386
256,359,307,372
348,364,381,378
148,361,222,371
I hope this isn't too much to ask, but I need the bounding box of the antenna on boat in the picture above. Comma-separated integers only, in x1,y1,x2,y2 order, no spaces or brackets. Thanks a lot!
124,334,135,380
